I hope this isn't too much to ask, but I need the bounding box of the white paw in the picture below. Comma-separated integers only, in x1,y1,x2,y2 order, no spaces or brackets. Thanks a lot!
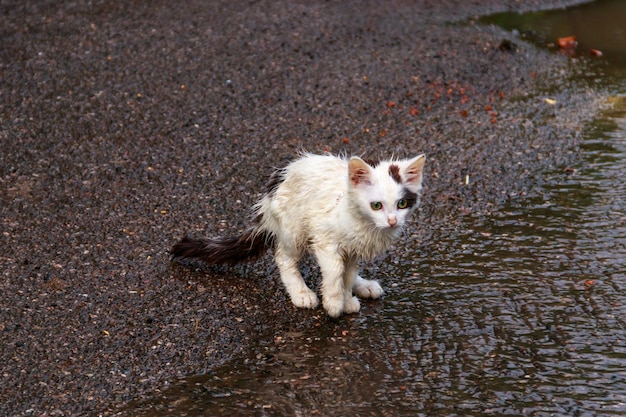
343,295,361,314
291,289,319,309
353,277,384,299
323,296,344,318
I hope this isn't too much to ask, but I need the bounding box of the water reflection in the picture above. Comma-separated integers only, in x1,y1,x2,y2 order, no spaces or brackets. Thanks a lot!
480,0,626,78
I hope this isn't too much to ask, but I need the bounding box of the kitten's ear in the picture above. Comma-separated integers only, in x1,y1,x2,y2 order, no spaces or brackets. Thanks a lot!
349,157,373,187
403,154,426,189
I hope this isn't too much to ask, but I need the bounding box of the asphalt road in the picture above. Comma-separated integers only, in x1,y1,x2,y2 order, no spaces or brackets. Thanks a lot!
1,0,601,415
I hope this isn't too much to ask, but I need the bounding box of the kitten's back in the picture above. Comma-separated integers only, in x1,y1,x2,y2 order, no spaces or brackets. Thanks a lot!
256,154,349,238
281,154,348,193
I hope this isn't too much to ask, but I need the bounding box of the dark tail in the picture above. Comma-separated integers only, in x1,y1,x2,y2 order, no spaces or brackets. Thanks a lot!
170,228,273,265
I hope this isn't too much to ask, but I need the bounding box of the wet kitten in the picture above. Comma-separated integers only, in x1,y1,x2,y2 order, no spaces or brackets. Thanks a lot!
171,153,425,317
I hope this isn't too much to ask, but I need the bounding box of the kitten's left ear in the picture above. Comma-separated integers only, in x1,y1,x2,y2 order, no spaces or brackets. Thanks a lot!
402,154,426,190
349,157,373,187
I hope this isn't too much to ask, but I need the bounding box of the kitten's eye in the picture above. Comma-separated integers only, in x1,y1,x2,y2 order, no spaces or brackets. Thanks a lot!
370,202,383,211
397,199,408,209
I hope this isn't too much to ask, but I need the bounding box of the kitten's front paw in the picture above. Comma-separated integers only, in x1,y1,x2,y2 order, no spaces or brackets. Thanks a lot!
344,295,361,314
353,276,384,299
291,289,319,309
323,296,345,318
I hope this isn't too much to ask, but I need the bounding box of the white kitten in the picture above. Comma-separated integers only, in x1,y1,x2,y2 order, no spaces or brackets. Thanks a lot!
172,153,425,317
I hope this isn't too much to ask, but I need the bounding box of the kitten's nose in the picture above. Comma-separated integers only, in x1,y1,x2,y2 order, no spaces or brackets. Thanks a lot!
388,215,397,226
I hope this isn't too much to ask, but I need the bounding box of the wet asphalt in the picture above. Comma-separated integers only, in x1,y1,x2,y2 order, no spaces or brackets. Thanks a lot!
0,0,603,415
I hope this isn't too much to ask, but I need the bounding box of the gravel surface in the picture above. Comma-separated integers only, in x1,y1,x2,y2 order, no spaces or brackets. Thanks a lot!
1,0,603,415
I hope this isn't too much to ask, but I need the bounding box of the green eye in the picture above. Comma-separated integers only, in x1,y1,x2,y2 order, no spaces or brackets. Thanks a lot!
397,199,408,209
370,201,383,210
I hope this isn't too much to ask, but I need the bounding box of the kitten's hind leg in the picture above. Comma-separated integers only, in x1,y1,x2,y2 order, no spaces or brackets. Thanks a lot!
275,245,318,309
353,275,384,299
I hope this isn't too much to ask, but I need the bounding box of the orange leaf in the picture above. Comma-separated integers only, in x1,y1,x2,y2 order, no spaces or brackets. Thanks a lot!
557,35,577,49
590,49,603,57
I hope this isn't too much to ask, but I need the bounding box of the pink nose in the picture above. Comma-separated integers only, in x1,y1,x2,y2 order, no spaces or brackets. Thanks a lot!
388,216,397,226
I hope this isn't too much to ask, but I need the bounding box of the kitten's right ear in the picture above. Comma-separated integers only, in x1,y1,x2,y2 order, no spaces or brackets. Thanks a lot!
349,157,372,186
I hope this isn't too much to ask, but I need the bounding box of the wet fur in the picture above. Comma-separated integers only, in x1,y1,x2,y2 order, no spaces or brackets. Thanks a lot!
171,229,273,265
171,153,425,317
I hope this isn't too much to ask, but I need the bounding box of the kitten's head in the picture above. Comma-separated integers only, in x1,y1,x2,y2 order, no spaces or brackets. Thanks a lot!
348,155,425,231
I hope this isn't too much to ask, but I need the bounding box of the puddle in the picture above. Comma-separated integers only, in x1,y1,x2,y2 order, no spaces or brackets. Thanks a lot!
125,2,626,415
480,0,626,79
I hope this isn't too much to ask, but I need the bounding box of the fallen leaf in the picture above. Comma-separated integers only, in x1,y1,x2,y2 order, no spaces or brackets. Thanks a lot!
557,35,577,49
590,49,603,57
